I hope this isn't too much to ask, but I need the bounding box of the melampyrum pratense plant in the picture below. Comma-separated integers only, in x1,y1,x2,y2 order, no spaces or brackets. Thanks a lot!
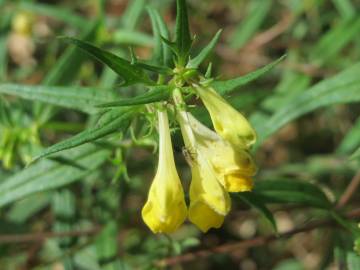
13,0,286,233
58,0,260,233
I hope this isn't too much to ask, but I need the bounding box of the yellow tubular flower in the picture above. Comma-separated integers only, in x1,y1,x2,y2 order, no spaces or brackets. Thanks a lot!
194,85,256,149
188,114,257,192
177,110,231,232
142,110,187,233
188,154,231,232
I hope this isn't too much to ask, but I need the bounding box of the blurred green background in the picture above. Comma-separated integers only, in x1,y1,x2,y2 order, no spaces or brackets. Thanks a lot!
0,0,360,269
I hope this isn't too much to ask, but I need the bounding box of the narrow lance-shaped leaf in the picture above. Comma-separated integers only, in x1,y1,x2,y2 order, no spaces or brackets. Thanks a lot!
211,55,286,95
256,62,360,144
175,0,192,65
187,29,222,69
43,22,99,86
97,85,172,108
31,108,136,162
230,0,272,49
135,61,173,75
0,144,110,208
254,179,332,209
237,192,277,232
61,37,155,86
147,6,172,66
0,84,115,114
113,30,154,47
18,2,88,29
121,0,146,31
35,20,99,124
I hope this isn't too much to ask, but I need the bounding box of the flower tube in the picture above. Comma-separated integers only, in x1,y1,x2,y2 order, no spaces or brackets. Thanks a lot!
142,109,187,233
177,109,231,232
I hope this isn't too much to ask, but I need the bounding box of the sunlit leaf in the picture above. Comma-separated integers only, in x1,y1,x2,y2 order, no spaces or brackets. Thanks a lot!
147,6,172,66
32,108,136,162
96,85,172,108
229,0,272,49
61,37,155,86
254,179,332,209
211,55,286,95
187,29,222,69
256,62,360,144
0,84,115,114
0,144,110,208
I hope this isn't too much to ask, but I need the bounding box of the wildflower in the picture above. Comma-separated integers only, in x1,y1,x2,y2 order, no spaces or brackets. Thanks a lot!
188,153,231,232
188,114,257,192
177,110,231,232
194,84,256,149
141,109,187,233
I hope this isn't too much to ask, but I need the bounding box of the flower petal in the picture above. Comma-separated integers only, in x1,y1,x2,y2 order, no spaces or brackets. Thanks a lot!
195,85,256,149
142,110,187,233
188,113,257,192
224,174,253,192
189,200,225,232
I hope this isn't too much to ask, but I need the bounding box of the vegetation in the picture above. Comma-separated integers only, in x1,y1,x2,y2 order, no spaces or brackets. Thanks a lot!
0,0,360,269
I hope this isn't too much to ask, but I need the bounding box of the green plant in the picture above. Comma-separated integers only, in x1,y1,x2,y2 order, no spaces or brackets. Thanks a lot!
1,0,360,269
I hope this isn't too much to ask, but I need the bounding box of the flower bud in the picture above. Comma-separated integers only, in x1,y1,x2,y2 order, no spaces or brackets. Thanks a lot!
195,85,256,149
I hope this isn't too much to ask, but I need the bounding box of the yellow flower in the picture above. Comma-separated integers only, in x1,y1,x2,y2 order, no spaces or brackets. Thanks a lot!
188,153,231,232
12,12,33,36
142,110,187,233
188,114,257,192
177,110,230,232
194,84,256,149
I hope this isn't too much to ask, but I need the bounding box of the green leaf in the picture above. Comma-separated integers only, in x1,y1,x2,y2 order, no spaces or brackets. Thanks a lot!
18,2,88,29
175,0,192,64
211,55,286,95
347,252,360,270
96,85,172,108
0,35,7,81
96,222,122,270
113,30,154,47
147,6,172,66
254,179,332,209
7,193,51,224
61,37,155,86
0,84,115,114
134,61,173,75
230,0,272,49
256,62,360,144
350,147,360,160
332,0,356,19
35,20,99,124
311,18,360,65
43,21,99,86
337,116,360,155
0,144,110,208
161,36,178,56
237,192,277,232
52,190,76,246
32,108,136,162
121,0,146,31
187,29,222,69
